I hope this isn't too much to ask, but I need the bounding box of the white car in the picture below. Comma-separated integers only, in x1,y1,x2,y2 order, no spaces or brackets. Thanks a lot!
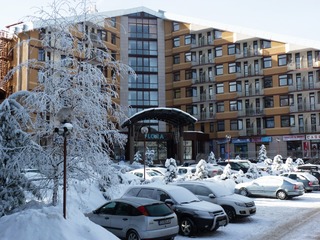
129,168,164,181
174,180,256,221
177,166,196,177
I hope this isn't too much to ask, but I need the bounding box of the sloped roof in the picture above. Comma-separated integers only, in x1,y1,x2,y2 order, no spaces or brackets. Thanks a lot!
121,107,197,128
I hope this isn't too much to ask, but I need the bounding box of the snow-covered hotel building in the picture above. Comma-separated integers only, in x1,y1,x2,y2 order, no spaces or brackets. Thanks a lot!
1,6,320,163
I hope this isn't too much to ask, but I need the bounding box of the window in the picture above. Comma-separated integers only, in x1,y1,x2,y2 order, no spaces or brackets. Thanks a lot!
231,119,243,130
216,102,224,112
230,101,237,111
173,72,180,81
228,62,240,73
173,89,180,98
38,48,45,61
307,51,313,67
215,64,223,75
216,83,224,94
111,33,116,44
280,95,289,106
261,40,271,49
173,22,179,31
185,69,197,80
279,74,293,86
186,87,194,97
264,96,274,108
110,17,116,27
173,54,180,64
229,82,237,92
173,37,180,47
210,122,214,132
263,57,272,68
217,120,225,131
278,54,288,66
263,76,273,88
185,52,192,62
185,34,191,45
215,46,222,57
228,44,240,55
214,30,222,39
281,115,295,127
264,117,275,128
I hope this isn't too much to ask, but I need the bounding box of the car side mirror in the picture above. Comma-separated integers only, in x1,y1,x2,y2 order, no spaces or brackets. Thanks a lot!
165,199,174,206
209,193,216,198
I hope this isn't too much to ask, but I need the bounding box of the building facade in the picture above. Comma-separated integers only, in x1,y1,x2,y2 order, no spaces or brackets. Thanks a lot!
1,7,320,162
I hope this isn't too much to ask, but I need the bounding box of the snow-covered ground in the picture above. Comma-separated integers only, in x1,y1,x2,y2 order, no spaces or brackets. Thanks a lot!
1,178,320,240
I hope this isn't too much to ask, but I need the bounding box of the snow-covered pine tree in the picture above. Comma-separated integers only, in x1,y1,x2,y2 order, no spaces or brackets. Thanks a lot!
208,151,216,164
0,95,42,216
4,0,134,206
194,159,208,179
145,147,155,166
258,144,268,163
133,151,142,164
164,158,177,183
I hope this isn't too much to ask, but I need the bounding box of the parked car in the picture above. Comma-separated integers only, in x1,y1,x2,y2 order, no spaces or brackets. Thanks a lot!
217,159,251,173
177,166,196,178
122,183,229,237
235,175,304,200
86,197,179,240
129,168,164,181
206,164,224,177
174,180,256,222
280,172,319,192
146,167,167,176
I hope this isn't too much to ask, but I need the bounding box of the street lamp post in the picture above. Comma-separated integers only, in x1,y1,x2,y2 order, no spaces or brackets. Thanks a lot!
54,123,73,219
141,126,148,181
276,138,280,155
226,135,231,164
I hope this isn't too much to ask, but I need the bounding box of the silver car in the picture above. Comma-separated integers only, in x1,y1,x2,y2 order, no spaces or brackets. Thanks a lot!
122,183,228,237
280,172,319,192
235,175,304,200
175,180,256,222
86,197,179,240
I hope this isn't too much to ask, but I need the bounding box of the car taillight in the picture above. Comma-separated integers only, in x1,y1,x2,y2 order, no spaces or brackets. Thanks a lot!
308,181,312,187
137,206,149,216
294,184,300,190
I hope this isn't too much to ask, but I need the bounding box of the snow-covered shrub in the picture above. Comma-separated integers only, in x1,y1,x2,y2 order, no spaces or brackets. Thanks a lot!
207,151,217,164
164,158,177,184
257,144,268,163
194,159,209,179
145,148,155,166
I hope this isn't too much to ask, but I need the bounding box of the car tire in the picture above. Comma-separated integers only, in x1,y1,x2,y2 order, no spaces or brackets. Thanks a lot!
223,206,236,222
126,229,140,240
179,217,196,236
276,190,288,200
239,188,248,196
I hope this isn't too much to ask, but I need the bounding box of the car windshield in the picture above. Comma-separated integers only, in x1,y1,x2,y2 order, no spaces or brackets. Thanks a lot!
168,187,200,204
238,162,251,168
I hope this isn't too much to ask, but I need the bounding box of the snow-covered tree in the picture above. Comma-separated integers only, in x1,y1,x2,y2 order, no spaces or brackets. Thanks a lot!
295,158,304,165
133,151,142,164
258,144,268,162
207,151,216,164
194,159,208,179
164,158,177,183
235,155,241,160
282,157,295,172
145,147,155,166
4,0,133,206
0,96,42,216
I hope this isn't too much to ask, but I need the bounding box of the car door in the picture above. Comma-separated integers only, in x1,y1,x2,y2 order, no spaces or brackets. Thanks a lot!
108,202,134,238
90,201,116,234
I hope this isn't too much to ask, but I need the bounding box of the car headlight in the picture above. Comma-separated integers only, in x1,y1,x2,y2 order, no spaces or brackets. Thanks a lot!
194,210,212,217
235,202,246,207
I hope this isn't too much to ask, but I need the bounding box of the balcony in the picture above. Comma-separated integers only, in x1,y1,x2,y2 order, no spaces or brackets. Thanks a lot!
235,49,263,59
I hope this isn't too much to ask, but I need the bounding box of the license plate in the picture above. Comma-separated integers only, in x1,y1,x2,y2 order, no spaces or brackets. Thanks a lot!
159,219,171,225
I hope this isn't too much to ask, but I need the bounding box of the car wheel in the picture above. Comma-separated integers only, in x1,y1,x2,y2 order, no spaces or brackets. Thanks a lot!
239,188,248,196
179,217,196,236
223,206,236,222
276,190,288,200
126,229,141,240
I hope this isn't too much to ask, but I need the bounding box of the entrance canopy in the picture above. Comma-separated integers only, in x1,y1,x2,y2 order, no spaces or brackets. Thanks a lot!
121,107,197,128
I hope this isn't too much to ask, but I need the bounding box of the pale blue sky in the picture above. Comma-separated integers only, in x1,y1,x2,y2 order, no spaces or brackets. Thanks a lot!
1,0,319,44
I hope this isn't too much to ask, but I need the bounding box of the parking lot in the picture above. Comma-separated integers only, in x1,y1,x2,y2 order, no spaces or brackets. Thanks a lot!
176,191,320,240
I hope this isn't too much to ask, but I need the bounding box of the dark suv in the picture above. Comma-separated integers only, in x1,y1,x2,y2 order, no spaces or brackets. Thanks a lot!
122,183,228,237
217,160,251,173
